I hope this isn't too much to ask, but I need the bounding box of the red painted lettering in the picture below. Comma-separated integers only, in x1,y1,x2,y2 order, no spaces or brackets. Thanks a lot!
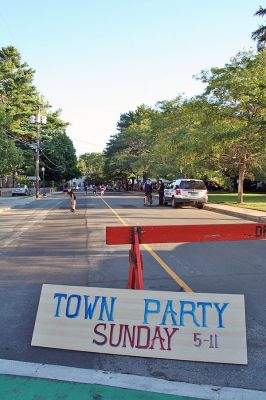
163,327,179,350
149,326,166,350
93,323,107,345
109,323,123,347
135,325,151,349
122,325,136,348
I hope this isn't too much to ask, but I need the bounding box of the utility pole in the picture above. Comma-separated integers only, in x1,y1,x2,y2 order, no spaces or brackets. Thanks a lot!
41,166,46,196
30,108,47,199
35,110,41,199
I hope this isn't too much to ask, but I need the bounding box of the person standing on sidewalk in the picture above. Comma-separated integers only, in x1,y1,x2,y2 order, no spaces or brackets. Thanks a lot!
157,179,165,206
66,187,76,212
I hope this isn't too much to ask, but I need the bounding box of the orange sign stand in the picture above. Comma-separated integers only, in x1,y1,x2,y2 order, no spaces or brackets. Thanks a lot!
106,223,266,290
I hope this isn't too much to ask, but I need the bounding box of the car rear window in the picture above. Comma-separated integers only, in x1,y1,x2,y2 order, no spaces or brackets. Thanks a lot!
179,180,206,190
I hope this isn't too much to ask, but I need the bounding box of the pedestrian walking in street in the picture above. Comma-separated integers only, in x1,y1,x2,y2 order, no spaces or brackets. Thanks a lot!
66,187,76,212
157,179,165,206
100,184,106,196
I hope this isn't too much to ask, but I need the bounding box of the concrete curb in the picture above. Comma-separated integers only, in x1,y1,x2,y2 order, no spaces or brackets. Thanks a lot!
205,205,266,223
1,359,266,400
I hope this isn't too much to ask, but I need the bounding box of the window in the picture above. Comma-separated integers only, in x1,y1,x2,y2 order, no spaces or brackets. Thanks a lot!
180,180,206,190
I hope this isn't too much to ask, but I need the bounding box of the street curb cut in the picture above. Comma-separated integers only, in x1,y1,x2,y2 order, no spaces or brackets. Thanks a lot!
205,205,266,223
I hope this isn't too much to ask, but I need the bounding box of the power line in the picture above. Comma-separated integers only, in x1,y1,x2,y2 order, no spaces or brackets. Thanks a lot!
7,132,64,170
71,137,105,148
40,160,63,171
39,148,64,170
0,11,19,50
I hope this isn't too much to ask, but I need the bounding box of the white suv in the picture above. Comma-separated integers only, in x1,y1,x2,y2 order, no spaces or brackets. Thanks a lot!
164,179,208,209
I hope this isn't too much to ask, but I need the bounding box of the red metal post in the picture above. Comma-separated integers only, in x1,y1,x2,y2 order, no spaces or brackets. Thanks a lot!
126,227,144,290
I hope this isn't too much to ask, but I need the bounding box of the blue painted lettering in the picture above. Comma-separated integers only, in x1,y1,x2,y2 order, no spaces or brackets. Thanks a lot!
160,300,178,326
197,302,212,327
214,302,229,328
98,296,117,321
179,301,200,327
143,299,161,324
66,294,81,318
54,293,67,317
84,295,100,319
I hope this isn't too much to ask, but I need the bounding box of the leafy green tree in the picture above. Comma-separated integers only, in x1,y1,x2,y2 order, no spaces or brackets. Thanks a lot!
0,132,23,178
197,51,266,202
40,132,80,184
78,152,105,184
148,97,196,180
104,105,157,182
252,6,266,51
0,45,75,186
0,46,38,135
0,104,24,184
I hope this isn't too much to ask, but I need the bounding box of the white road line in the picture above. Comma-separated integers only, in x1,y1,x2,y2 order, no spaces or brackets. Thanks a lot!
0,359,265,400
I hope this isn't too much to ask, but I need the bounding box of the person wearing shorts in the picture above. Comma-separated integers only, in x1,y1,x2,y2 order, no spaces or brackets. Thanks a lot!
67,188,76,212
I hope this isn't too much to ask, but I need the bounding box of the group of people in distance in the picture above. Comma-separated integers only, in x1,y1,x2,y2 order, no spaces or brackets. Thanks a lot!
65,180,165,213
84,184,106,196
65,184,106,213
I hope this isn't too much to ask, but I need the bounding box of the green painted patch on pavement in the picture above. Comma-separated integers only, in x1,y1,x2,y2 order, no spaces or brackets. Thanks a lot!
0,375,203,400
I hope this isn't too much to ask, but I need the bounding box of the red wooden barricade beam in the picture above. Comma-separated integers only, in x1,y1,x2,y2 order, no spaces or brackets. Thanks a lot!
106,223,266,245
106,223,266,290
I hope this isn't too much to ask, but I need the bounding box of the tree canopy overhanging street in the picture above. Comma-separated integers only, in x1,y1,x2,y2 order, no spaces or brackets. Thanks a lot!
0,5,266,398
0,7,265,202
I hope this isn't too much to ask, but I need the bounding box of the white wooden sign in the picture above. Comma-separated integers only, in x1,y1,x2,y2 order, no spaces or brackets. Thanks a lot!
32,284,247,364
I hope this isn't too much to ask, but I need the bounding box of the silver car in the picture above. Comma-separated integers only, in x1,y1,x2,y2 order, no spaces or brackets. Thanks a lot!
164,179,208,208
11,185,30,196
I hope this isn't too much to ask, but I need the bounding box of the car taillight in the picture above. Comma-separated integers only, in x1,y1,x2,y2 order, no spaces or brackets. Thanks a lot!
205,190,208,197
176,189,181,195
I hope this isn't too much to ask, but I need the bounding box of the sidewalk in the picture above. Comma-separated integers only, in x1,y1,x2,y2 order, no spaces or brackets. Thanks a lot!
0,192,61,213
205,203,266,223
0,195,37,213
1,359,265,400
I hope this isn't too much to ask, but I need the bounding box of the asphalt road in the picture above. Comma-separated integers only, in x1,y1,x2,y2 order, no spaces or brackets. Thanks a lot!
0,191,265,392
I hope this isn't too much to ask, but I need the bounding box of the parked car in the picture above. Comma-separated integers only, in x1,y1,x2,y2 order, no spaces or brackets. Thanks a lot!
164,179,208,209
11,185,30,196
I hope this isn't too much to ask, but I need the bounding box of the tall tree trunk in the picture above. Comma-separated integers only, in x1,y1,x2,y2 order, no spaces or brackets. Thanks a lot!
143,171,147,182
237,163,246,203
3,175,7,188
12,170,17,187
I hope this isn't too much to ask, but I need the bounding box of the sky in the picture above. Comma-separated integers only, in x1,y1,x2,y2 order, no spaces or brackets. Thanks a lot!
0,0,264,156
